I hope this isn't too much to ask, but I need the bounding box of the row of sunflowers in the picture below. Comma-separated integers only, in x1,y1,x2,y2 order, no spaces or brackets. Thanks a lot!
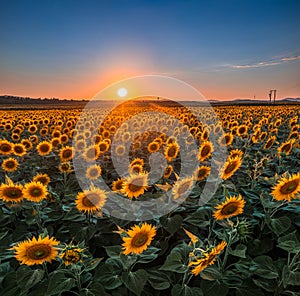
0,103,300,295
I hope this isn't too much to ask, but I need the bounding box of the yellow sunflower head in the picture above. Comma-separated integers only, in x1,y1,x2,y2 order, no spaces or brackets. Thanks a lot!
11,235,59,266
164,142,179,162
112,178,125,192
33,173,51,186
121,173,149,199
76,187,107,214
213,195,245,220
0,177,24,203
86,164,102,180
172,176,194,200
13,143,27,157
220,156,242,180
23,181,48,202
194,166,211,181
198,141,214,162
271,172,300,202
2,157,19,172
59,146,74,162
122,222,156,255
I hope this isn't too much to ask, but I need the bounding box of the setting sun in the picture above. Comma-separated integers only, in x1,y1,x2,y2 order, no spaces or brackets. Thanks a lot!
117,87,128,97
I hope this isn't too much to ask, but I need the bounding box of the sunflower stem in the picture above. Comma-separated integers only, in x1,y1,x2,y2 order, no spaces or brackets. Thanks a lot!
43,262,49,278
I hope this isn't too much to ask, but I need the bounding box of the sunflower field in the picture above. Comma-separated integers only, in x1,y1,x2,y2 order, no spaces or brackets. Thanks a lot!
0,102,300,296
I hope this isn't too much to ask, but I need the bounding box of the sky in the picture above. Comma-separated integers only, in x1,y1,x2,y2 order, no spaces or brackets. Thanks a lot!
0,0,300,101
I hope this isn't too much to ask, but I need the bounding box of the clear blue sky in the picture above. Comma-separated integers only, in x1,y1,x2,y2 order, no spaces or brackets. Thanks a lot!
0,0,299,100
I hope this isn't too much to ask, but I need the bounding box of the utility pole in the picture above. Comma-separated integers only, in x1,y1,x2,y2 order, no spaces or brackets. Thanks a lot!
269,89,277,104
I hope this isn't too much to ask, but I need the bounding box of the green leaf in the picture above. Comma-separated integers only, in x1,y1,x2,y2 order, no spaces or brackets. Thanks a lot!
121,270,148,296
160,214,183,235
46,271,76,296
201,280,228,296
105,245,122,258
147,269,170,290
84,258,103,272
235,287,265,296
159,243,190,273
252,256,278,279
16,267,44,292
282,265,300,288
200,266,222,281
136,246,160,264
95,264,122,290
63,207,86,221
183,208,210,227
85,281,106,296
269,216,291,236
229,244,247,258
277,231,300,253
171,284,203,296
252,277,277,292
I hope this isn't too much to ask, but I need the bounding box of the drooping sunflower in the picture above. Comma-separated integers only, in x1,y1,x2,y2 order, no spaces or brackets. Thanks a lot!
33,173,51,186
86,164,102,180
112,178,125,192
2,157,19,172
59,146,74,162
213,195,245,220
0,177,24,203
264,135,276,149
220,156,242,180
271,173,300,202
172,176,194,200
194,166,211,181
198,141,214,162
164,142,179,162
189,241,227,276
163,165,173,178
0,140,14,155
278,139,295,156
23,181,48,202
75,187,107,214
13,143,27,157
121,173,149,199
122,223,157,255
11,235,59,266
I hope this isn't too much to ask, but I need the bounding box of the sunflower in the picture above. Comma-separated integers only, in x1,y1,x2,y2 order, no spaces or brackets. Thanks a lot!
229,149,243,159
112,178,125,192
129,164,144,175
189,241,227,276
218,133,233,147
278,139,295,156
83,145,100,162
122,173,149,199
11,235,59,266
198,141,214,162
74,139,86,152
114,144,126,156
164,142,179,162
148,141,160,153
271,173,300,202
220,156,242,180
130,158,144,167
122,223,156,255
172,176,194,200
98,141,109,154
264,136,276,149
0,140,14,155
0,177,24,203
59,162,72,173
36,141,52,156
213,195,245,220
23,181,48,202
163,165,173,178
29,135,39,144
75,187,107,214
237,124,248,137
86,164,102,180
2,157,19,172
33,173,51,186
194,166,210,181
13,143,27,157
59,146,74,162
21,139,33,151
60,245,84,266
